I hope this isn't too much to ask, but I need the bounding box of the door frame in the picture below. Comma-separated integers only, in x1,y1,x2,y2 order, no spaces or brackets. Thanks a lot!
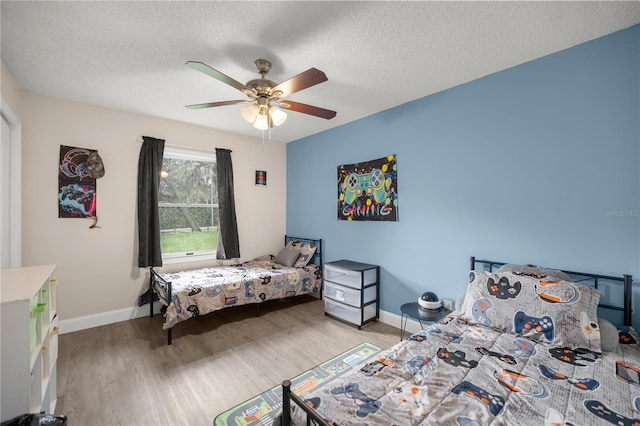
1,98,22,268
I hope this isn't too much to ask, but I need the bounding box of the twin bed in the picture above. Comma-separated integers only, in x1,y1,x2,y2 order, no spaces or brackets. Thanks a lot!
147,236,322,345
277,257,638,426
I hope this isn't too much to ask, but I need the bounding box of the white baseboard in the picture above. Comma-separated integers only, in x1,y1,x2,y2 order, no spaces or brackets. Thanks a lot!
59,302,164,334
59,302,424,336
378,309,425,337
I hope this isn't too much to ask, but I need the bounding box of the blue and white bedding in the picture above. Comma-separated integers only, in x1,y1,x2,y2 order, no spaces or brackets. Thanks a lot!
288,270,640,425
157,257,322,330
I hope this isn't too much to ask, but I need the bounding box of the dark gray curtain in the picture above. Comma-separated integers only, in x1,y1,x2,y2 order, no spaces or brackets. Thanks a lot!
215,148,240,259
137,136,165,267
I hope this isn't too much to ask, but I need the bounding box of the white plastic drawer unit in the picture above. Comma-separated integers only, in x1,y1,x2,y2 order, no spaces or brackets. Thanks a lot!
325,298,377,326
325,281,376,308
324,262,377,290
323,260,379,328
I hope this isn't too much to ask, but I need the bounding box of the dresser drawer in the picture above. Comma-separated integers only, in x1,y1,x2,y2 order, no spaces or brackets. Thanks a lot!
325,281,376,308
325,298,377,326
324,264,377,289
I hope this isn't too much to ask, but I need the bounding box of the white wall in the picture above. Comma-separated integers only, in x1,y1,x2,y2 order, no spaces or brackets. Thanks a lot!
6,73,287,325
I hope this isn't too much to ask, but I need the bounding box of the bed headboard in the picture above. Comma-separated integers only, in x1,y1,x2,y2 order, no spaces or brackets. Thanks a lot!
284,235,323,269
470,256,634,327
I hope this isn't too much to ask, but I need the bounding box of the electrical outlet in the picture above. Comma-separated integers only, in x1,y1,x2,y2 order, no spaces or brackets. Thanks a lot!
443,299,454,311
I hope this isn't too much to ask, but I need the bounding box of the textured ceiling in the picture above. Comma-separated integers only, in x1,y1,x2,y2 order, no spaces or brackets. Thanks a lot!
2,1,639,143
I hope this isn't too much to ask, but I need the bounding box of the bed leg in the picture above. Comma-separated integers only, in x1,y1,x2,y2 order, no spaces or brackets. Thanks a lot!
168,328,172,345
282,380,291,426
149,268,154,318
624,274,633,326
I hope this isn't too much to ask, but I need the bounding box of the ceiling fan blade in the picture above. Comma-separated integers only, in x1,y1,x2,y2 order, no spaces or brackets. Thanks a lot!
185,100,249,110
186,61,248,93
272,68,328,98
279,100,336,120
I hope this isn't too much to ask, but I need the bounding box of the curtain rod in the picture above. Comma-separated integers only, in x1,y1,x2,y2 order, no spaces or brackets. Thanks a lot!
136,138,216,153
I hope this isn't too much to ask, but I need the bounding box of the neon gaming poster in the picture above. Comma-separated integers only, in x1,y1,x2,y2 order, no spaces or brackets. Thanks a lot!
58,145,97,218
337,154,398,221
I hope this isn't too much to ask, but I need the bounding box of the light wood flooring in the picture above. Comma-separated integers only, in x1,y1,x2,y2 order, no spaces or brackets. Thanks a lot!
56,296,400,425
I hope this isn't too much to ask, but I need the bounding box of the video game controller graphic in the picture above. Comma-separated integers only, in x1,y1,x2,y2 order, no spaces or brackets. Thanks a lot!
427,327,463,344
342,168,387,205
437,348,478,369
471,299,493,326
204,285,222,298
615,360,640,387
475,347,517,365
406,355,433,376
513,271,547,279
548,347,601,366
408,332,428,342
487,276,522,299
244,282,255,297
620,331,637,345
360,357,394,376
507,339,536,358
186,304,199,317
456,418,482,426
635,397,640,413
451,380,505,416
493,369,548,398
330,383,381,418
538,364,599,391
584,400,640,426
535,280,580,304
456,417,482,426
580,311,601,347
259,275,271,285
514,311,554,341
187,287,202,297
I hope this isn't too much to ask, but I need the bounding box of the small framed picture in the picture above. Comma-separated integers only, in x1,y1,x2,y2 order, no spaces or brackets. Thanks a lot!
255,170,267,186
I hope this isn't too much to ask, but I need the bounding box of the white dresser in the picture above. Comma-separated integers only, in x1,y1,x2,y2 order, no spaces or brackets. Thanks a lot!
323,260,379,328
1,265,58,422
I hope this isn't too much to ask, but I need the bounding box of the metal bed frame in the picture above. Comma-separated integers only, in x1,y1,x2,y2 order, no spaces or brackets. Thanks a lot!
470,256,634,327
278,256,635,426
148,235,323,345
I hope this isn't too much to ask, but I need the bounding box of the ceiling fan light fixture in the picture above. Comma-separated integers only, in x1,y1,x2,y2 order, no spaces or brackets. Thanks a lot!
241,103,260,123
186,58,336,132
268,106,287,126
253,113,270,130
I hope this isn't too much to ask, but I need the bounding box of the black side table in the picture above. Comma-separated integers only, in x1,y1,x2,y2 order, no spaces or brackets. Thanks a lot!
400,302,451,340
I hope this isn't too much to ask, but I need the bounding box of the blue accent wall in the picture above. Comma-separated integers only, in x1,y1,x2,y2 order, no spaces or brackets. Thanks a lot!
287,25,640,329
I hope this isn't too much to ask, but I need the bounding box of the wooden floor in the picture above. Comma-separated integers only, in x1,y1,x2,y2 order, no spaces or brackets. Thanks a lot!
56,296,400,426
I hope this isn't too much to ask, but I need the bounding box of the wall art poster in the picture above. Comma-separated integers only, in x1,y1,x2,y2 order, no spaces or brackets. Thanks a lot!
255,170,267,186
337,154,398,221
58,145,97,218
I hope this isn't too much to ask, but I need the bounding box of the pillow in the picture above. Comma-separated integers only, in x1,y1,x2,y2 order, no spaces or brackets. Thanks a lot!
252,254,273,262
285,240,317,268
459,270,601,350
274,248,300,267
497,263,573,282
598,317,619,352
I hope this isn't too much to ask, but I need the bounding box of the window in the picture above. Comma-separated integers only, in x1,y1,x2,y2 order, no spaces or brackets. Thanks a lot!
159,147,218,263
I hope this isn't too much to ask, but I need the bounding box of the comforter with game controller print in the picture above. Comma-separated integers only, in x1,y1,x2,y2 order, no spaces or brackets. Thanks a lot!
289,318,640,425
156,258,322,330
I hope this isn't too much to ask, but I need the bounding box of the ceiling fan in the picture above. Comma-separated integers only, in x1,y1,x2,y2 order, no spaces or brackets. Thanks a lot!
185,59,337,130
